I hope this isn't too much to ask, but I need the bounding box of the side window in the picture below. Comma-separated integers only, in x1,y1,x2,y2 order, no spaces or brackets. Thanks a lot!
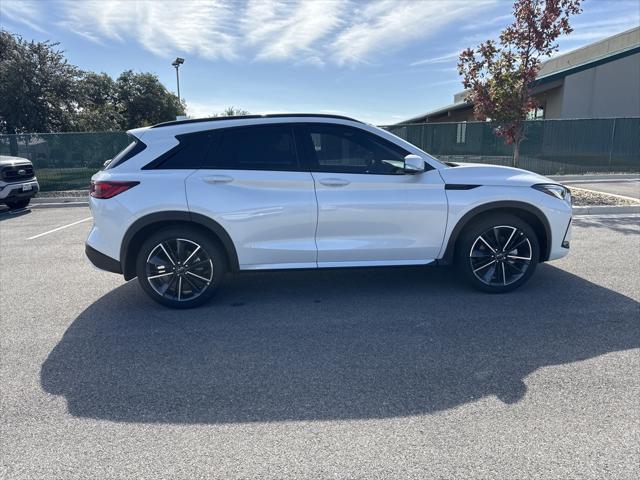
146,132,212,169
303,124,409,174
204,124,298,171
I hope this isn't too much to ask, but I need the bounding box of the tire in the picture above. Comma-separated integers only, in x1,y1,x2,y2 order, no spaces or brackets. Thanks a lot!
6,198,30,209
135,227,227,308
455,213,540,293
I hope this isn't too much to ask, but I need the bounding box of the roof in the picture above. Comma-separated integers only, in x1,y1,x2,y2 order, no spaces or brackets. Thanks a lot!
151,113,363,129
398,102,471,124
397,26,640,124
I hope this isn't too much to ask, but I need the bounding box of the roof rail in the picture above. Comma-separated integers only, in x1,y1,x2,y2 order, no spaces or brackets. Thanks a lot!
150,113,362,129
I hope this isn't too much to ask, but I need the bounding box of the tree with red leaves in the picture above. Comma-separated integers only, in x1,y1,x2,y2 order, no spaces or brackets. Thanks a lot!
458,0,582,166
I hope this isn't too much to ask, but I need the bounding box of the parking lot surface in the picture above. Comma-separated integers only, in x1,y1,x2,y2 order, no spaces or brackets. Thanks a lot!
562,178,640,200
1,207,639,479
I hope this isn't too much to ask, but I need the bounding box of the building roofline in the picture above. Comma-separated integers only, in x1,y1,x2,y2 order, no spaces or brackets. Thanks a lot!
533,44,640,86
397,26,639,125
396,101,471,124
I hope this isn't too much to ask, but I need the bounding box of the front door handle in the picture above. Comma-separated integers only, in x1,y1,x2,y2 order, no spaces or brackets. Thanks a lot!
203,175,233,184
319,178,350,187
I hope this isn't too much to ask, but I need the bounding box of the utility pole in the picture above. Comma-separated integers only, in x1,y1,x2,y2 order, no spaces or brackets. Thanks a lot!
171,57,185,101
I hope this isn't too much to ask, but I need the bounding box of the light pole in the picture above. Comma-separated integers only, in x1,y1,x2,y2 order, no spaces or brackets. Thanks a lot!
171,57,185,101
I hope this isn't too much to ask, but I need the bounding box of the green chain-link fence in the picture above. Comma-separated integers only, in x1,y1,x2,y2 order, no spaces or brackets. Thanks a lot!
1,118,638,191
383,118,639,175
0,132,130,191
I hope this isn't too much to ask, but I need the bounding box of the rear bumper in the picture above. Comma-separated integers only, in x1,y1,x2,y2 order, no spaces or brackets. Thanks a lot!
85,243,122,274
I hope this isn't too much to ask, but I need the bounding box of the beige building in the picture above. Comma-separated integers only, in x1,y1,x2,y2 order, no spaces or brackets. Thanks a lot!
399,27,640,124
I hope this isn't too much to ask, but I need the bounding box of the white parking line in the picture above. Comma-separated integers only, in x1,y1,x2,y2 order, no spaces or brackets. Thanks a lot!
27,217,92,240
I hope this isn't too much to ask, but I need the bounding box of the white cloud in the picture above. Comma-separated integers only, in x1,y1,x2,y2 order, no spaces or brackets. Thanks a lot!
330,0,496,65
460,14,512,31
57,0,238,60
242,0,345,62
1,0,46,33
10,0,498,66
410,51,461,67
186,101,232,118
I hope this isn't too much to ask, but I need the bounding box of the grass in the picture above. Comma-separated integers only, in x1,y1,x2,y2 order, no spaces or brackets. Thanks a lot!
36,167,98,192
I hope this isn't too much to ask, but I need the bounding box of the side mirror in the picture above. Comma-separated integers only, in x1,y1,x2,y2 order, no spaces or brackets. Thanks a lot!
404,154,425,174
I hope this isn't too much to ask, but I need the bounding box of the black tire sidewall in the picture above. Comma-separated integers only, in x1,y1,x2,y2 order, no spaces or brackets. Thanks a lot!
135,227,227,308
7,198,30,209
456,214,540,293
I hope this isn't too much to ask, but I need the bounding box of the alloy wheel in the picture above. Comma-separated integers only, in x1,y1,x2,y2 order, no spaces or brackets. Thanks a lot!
145,238,214,301
469,225,533,287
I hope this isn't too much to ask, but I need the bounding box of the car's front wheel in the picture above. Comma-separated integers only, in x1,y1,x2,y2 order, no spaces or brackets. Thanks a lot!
456,214,540,293
6,198,30,209
136,227,227,308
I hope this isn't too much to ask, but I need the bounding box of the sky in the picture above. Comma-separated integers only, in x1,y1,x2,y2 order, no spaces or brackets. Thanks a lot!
1,0,639,124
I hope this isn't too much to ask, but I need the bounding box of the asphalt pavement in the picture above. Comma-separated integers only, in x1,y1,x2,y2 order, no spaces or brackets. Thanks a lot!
1,207,639,479
560,177,640,200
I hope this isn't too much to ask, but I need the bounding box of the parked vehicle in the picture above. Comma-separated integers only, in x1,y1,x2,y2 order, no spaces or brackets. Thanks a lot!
0,155,39,209
86,114,572,308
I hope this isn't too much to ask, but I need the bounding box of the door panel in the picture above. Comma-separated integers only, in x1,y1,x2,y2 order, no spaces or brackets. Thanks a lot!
296,122,448,265
187,170,318,269
185,124,318,270
312,170,447,264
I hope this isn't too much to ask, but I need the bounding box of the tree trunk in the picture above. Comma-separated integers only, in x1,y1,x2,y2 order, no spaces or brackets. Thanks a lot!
9,135,19,156
512,139,520,168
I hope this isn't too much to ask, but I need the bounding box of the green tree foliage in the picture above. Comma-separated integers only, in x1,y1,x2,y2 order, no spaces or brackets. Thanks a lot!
116,70,185,129
0,31,80,134
0,31,185,136
74,72,124,131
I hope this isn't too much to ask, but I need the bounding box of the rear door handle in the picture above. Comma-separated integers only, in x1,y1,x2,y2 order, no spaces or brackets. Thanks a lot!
319,178,350,187
203,175,233,184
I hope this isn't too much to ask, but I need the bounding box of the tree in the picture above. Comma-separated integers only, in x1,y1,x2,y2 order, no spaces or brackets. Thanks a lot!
0,31,186,139
458,0,582,166
0,31,80,154
74,72,124,131
116,70,185,129
212,106,251,117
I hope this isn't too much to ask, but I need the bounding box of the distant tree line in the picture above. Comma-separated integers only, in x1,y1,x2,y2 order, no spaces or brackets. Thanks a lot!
0,30,185,137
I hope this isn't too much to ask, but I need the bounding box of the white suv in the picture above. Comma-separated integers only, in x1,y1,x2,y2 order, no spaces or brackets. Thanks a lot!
86,114,572,308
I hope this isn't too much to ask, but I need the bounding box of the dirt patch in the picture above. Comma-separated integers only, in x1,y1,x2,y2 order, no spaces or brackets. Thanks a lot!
571,188,639,206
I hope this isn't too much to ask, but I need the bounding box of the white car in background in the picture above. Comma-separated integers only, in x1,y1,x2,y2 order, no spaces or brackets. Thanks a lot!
0,155,39,209
85,114,572,308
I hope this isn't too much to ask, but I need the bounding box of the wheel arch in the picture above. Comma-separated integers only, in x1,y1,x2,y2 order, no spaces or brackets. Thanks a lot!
120,211,239,280
441,201,551,264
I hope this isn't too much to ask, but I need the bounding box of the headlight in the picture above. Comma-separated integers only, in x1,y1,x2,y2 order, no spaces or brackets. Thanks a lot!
532,184,571,203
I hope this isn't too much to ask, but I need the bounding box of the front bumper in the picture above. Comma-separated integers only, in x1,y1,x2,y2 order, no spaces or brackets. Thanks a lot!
0,179,39,201
85,243,122,274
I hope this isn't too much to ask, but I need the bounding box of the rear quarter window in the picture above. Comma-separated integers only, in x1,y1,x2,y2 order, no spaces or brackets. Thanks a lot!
105,138,147,170
144,132,213,169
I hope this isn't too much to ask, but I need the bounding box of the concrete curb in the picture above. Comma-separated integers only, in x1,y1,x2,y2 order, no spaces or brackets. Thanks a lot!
31,201,89,208
550,174,639,182
31,197,89,208
573,205,640,215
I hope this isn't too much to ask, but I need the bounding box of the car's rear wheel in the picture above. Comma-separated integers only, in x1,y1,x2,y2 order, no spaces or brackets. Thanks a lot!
6,198,30,209
456,214,540,293
136,227,226,308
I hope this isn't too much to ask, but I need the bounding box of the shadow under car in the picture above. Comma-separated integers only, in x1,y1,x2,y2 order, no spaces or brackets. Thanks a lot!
41,264,640,424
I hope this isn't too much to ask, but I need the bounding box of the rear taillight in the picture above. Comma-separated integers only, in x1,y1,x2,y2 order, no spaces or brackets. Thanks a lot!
90,181,139,199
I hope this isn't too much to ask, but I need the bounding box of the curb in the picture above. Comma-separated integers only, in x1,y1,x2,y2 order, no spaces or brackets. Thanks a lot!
31,198,89,208
550,174,639,182
572,205,640,215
